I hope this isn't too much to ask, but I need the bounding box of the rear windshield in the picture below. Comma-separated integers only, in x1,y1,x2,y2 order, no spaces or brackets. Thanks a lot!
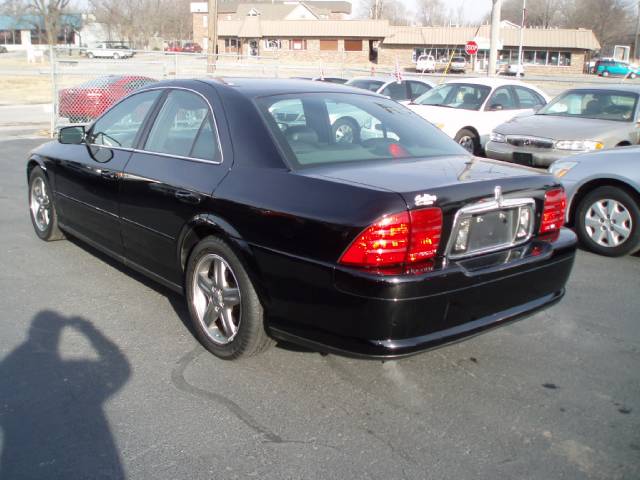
537,89,638,122
77,77,120,88
257,93,466,169
452,57,466,63
346,79,385,92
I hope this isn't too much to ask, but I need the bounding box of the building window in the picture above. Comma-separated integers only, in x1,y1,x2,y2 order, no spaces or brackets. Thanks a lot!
0,30,21,45
225,38,239,52
559,52,572,66
247,8,260,16
290,39,306,50
533,50,547,65
264,39,282,50
320,39,338,51
344,39,362,52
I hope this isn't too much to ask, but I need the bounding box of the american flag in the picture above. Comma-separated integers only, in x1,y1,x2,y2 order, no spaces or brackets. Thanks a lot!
394,57,403,83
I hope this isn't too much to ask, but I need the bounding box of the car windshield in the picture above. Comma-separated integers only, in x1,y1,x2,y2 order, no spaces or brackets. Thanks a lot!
537,90,638,122
347,79,385,92
258,93,466,169
452,57,465,63
413,83,491,111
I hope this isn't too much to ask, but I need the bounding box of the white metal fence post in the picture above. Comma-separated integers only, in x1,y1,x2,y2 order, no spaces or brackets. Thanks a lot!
49,45,57,138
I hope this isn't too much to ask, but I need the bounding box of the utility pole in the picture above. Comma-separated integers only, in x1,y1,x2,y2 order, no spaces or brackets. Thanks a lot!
207,0,218,73
517,0,526,77
635,0,640,61
488,0,502,77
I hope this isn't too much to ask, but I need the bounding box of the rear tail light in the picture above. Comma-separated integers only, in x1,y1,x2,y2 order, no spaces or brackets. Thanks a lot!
339,208,442,273
539,188,566,234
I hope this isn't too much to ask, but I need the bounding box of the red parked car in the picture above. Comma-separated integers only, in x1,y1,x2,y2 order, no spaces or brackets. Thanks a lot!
58,75,157,123
164,42,182,53
181,42,202,53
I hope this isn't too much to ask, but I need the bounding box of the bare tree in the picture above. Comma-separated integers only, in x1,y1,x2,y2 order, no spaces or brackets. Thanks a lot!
501,0,565,28
565,0,635,51
27,0,71,46
357,0,411,25
416,0,445,26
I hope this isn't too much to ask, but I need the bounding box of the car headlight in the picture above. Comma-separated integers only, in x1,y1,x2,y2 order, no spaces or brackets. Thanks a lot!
554,140,604,151
490,131,506,143
549,161,578,178
435,123,445,130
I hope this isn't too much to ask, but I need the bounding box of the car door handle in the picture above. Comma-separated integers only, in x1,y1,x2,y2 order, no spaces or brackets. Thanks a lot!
175,190,202,204
100,170,118,180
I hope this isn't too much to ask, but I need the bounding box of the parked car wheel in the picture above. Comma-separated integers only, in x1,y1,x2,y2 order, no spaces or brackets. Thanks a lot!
87,52,94,59
332,117,360,144
112,52,120,60
629,72,637,80
601,70,610,77
575,186,639,257
454,128,479,155
185,236,273,359
28,167,64,241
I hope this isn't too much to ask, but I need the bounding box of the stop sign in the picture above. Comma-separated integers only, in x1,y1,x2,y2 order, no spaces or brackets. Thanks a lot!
465,41,479,56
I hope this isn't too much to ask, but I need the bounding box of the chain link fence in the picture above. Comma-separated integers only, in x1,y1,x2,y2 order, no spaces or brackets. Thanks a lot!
50,47,627,135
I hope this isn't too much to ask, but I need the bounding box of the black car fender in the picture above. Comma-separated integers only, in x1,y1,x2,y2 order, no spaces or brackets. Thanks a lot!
176,213,272,305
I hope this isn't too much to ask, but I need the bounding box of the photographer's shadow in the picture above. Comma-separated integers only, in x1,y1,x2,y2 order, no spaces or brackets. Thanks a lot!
0,311,130,479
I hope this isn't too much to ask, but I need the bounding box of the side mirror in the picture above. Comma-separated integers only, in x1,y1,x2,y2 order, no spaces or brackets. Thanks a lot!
489,104,504,111
58,125,85,145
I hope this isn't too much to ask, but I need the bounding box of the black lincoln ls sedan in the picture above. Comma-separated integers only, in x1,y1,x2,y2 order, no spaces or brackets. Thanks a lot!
27,78,577,360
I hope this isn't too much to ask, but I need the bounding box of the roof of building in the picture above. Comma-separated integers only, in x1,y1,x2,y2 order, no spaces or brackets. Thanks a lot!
0,14,82,31
222,19,389,38
384,25,600,50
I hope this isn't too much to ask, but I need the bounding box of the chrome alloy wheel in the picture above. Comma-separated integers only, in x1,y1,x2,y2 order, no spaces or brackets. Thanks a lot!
334,123,354,143
458,135,475,153
191,254,242,345
30,177,51,231
584,198,633,247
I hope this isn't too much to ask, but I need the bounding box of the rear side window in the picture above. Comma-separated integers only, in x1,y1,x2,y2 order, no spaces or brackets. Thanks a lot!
408,81,431,99
514,86,545,109
145,90,221,161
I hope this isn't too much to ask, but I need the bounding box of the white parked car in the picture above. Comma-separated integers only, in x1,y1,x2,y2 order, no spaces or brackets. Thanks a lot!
407,78,549,154
449,56,467,73
86,43,134,59
416,55,436,73
345,77,434,104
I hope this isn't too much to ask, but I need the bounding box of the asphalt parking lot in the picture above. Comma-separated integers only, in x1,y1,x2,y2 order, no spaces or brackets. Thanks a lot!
0,136,639,479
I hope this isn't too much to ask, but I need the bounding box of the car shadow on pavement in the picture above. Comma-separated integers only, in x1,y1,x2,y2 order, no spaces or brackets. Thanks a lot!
0,310,130,479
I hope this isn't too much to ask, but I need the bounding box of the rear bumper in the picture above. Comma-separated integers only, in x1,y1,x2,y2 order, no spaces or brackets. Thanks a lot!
260,228,577,359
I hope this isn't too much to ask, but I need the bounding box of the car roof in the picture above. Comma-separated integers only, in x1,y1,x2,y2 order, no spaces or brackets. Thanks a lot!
197,77,378,98
443,77,527,88
565,84,640,94
346,76,390,82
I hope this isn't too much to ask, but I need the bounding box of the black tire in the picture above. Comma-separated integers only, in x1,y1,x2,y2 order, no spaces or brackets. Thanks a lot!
332,117,361,144
602,70,609,77
28,167,65,241
185,236,273,359
454,128,479,155
113,52,120,60
87,52,94,59
629,72,637,80
575,186,640,257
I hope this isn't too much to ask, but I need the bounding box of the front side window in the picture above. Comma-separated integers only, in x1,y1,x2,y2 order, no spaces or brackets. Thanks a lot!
259,93,466,169
487,87,517,111
145,90,221,161
88,90,160,148
380,81,408,101
408,81,431,99
538,90,638,122
414,83,491,111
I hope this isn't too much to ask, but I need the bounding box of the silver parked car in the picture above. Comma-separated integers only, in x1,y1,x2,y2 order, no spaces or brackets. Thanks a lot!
549,146,640,257
487,86,640,167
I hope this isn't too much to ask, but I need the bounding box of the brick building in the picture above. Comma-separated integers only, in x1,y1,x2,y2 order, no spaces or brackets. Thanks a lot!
191,2,600,75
